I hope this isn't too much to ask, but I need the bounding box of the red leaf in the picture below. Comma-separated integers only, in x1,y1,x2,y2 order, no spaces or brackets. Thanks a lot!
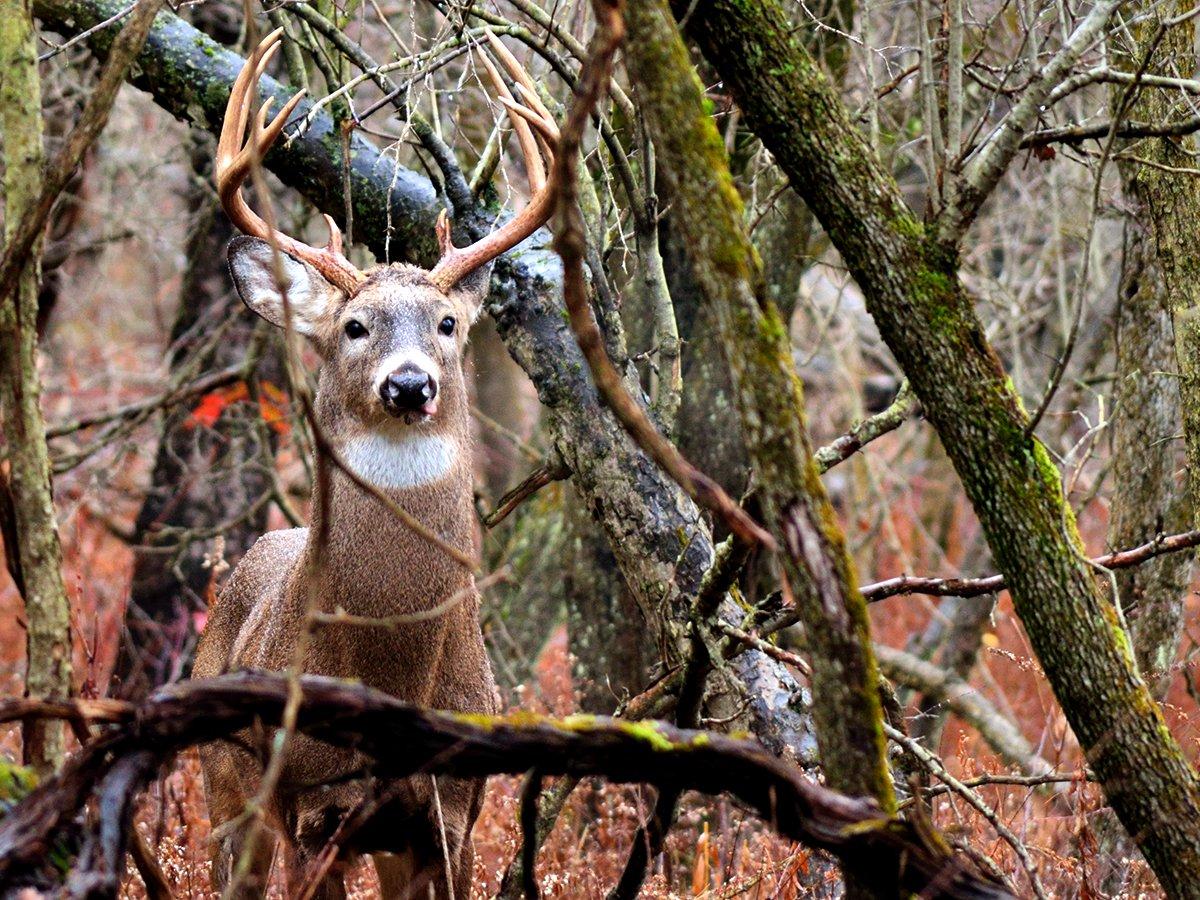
186,382,249,429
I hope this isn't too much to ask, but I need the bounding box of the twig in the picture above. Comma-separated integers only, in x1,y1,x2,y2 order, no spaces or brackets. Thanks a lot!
858,528,1200,602
1048,67,1200,104
37,1,135,61
914,771,1092,804
883,723,1047,900
873,643,1052,774
483,459,570,528
814,380,917,473
752,528,1200,642
942,0,1123,242
128,827,173,900
471,406,543,463
310,569,509,629
45,364,243,438
1021,114,1200,148
497,776,579,899
717,623,811,677
283,3,472,213
518,770,542,899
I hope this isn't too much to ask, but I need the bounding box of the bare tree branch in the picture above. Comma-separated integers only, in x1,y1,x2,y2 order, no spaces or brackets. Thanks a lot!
0,673,1010,899
941,0,1121,242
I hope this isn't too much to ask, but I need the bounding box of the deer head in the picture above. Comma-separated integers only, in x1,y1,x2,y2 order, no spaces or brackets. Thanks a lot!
216,29,559,469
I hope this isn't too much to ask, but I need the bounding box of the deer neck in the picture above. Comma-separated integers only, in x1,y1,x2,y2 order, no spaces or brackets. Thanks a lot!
303,412,477,618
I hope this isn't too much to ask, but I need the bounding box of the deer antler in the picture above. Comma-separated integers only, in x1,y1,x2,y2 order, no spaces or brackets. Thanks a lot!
427,31,561,293
217,29,366,296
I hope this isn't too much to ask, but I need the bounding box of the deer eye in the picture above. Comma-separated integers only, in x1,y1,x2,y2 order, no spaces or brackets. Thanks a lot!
438,316,456,337
344,319,368,339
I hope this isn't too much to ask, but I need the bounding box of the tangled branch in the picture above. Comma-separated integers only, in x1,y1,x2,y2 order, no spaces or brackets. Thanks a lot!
0,673,1008,898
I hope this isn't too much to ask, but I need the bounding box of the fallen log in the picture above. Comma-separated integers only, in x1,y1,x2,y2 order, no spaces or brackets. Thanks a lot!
0,671,1007,898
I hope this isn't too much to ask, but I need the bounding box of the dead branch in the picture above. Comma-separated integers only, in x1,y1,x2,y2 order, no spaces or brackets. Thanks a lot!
859,528,1200,602
483,458,570,528
752,528,1200,678
814,380,917,474
1021,114,1200,148
0,672,1009,899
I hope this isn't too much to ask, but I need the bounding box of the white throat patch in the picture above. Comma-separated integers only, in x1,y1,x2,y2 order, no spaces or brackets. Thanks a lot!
339,431,457,490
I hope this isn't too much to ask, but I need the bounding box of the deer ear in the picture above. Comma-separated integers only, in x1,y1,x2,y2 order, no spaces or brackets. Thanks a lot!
445,263,493,323
227,236,340,335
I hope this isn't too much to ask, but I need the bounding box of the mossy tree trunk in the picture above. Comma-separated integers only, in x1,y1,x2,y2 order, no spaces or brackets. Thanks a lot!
1093,4,1200,886
1109,0,1200,694
624,6,896,895
0,0,73,775
675,0,1200,894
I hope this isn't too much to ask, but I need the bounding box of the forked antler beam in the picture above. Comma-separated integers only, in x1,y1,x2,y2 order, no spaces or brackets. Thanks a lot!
427,31,561,292
216,28,367,296
219,30,555,296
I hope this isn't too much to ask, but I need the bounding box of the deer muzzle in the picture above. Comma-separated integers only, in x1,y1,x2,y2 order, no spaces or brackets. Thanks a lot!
380,365,439,421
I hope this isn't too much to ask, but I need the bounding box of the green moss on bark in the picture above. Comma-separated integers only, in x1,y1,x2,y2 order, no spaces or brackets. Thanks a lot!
625,0,897,850
1,0,73,776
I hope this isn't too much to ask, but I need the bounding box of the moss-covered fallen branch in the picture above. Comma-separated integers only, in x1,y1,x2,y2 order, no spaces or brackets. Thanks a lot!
0,672,1008,898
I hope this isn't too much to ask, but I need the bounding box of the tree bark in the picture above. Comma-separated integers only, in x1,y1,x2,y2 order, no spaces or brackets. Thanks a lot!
675,0,1200,894
0,0,73,775
564,489,656,712
1093,3,1200,886
623,9,896,899
1109,0,1200,695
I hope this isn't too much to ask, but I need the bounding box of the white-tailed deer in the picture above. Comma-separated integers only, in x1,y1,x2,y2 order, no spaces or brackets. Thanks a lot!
192,29,559,899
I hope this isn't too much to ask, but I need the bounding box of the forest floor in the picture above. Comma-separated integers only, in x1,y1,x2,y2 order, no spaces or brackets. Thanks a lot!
3,531,1194,897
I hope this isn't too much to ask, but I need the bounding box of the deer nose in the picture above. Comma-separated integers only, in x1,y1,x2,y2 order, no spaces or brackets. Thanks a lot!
380,366,438,416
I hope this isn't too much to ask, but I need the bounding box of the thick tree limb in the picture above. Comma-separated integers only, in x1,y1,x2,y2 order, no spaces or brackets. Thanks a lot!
0,673,1008,899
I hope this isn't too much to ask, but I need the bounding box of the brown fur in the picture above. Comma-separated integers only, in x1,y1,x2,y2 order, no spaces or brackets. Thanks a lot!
193,246,497,898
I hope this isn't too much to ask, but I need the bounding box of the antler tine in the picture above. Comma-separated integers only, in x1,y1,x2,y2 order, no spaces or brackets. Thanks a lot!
483,31,561,178
217,30,281,175
496,96,559,149
215,31,365,295
475,43,545,192
483,31,556,128
218,93,303,204
427,34,560,293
